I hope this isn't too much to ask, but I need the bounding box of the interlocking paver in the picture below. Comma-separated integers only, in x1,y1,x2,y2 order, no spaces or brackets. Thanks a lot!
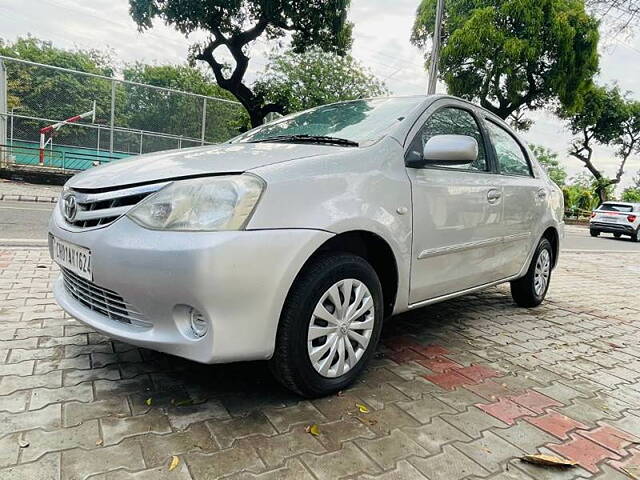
301,441,380,480
358,429,428,469
101,411,172,445
22,420,100,462
1,248,640,478
410,444,488,479
61,439,145,480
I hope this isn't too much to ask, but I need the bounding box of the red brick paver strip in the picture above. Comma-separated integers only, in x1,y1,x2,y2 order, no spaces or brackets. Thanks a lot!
525,410,589,440
549,433,622,473
1,248,639,478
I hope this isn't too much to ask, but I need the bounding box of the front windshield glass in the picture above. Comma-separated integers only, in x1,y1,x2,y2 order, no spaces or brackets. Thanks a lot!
231,97,423,146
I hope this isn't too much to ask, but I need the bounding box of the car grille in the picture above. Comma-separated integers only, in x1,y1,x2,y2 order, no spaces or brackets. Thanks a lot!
63,182,168,229
61,268,152,328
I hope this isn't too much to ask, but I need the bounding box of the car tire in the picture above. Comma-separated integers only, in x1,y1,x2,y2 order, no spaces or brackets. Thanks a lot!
270,253,384,398
614,233,622,239
633,228,640,243
510,238,553,308
590,229,599,237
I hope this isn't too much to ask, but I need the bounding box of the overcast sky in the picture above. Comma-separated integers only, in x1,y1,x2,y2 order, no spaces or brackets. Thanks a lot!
1,0,640,187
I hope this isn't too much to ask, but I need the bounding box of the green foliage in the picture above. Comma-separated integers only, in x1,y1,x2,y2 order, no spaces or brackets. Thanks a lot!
561,85,640,203
0,37,114,146
529,144,567,186
253,47,388,115
0,36,244,149
411,0,599,127
128,0,354,126
622,187,640,202
123,63,244,142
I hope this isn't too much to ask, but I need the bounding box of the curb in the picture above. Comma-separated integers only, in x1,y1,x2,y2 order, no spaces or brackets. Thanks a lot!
0,194,58,203
0,239,49,247
564,249,640,254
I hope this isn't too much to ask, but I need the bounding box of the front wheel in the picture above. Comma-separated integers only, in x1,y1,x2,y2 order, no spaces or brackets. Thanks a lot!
270,253,384,398
614,233,622,239
510,238,553,308
590,229,599,237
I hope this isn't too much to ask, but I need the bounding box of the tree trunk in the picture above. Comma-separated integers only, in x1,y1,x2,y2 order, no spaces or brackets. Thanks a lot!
595,184,608,205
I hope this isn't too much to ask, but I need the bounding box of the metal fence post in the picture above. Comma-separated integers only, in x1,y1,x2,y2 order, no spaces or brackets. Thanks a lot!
140,130,143,154
97,127,100,155
201,98,207,145
109,79,116,153
9,108,14,147
0,59,6,161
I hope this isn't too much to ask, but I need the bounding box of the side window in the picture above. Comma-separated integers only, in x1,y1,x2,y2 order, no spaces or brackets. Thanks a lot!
486,121,532,176
409,107,488,171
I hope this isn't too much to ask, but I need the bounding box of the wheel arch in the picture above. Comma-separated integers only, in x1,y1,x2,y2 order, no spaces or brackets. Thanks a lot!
541,226,560,269
290,230,400,319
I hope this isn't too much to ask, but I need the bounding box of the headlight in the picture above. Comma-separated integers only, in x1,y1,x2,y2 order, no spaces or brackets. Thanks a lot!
127,174,265,231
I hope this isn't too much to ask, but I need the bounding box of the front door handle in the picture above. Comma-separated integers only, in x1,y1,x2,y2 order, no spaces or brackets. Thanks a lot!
487,189,502,202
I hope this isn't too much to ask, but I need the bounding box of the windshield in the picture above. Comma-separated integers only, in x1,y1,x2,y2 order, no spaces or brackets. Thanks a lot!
231,97,423,146
599,203,633,213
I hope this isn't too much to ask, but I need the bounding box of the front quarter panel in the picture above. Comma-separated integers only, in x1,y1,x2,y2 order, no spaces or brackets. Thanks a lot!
248,137,413,314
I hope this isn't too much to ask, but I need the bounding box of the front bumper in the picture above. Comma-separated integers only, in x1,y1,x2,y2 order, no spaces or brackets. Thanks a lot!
590,221,637,235
49,208,332,363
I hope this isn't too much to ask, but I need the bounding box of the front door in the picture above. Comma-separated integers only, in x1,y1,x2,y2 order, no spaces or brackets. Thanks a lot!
407,103,505,304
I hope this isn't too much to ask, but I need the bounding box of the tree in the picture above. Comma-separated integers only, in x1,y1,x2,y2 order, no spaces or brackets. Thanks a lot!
529,145,567,186
561,85,640,203
622,187,640,202
129,0,353,127
586,0,640,31
123,63,243,142
253,47,388,115
411,0,599,128
622,169,640,202
0,36,113,147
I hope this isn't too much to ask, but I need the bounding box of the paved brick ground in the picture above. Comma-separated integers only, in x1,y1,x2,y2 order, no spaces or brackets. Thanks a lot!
0,248,639,479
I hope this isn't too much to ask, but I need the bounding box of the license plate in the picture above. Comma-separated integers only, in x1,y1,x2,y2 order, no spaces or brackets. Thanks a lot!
51,236,92,281
602,215,619,223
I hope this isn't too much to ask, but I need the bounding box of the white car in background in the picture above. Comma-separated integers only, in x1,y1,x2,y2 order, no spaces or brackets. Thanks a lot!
49,95,564,397
590,202,640,242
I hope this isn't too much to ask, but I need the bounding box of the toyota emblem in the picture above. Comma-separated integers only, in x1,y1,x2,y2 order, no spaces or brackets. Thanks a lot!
63,194,78,222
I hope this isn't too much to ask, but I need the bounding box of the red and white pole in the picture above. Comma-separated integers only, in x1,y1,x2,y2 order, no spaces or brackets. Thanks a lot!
38,102,96,165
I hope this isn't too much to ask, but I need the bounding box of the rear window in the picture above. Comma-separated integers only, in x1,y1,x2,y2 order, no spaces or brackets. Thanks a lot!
599,203,633,213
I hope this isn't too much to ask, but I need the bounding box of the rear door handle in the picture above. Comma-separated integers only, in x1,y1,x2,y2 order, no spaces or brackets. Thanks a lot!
487,189,502,202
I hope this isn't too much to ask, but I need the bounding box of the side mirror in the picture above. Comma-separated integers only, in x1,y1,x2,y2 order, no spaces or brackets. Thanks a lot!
406,134,478,168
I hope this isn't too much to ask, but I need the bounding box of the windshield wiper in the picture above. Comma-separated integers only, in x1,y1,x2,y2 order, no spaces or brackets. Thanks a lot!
249,134,359,147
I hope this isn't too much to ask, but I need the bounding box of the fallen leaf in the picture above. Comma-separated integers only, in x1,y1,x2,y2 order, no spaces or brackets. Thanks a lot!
305,424,320,436
174,399,193,407
95,439,103,446
521,454,577,468
337,391,344,397
145,398,152,406
18,439,29,448
356,403,369,414
621,465,640,479
168,455,180,471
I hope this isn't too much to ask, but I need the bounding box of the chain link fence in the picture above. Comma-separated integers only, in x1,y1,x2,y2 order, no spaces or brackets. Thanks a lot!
0,56,244,171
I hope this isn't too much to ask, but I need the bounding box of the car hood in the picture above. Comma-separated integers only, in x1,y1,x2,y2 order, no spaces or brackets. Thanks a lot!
66,142,346,190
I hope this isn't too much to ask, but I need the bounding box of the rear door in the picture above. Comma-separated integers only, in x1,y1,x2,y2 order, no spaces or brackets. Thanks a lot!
483,118,547,278
406,100,506,304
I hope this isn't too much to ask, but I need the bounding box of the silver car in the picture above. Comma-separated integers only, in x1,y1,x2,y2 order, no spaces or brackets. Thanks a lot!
49,95,564,397
590,201,640,242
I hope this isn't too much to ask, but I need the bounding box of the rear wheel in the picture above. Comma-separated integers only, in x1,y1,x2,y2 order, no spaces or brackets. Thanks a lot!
270,253,384,398
633,228,640,243
510,238,553,308
590,229,599,237
614,233,622,239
